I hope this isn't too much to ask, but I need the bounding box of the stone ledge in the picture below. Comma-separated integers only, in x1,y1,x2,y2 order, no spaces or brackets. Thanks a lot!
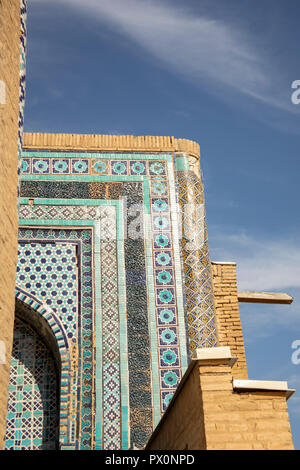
238,291,293,305
193,346,237,367
211,261,237,266
233,379,295,400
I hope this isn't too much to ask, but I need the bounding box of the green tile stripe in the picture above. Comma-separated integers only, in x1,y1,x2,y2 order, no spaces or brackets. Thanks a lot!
23,151,173,161
143,177,161,427
21,174,144,182
116,202,130,450
175,156,190,172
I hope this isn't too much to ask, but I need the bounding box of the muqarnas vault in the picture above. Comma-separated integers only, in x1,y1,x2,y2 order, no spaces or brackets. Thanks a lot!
4,134,217,450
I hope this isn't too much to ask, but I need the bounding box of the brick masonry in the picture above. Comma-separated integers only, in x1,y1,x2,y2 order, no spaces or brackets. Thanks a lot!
146,356,294,450
0,0,21,450
211,262,248,379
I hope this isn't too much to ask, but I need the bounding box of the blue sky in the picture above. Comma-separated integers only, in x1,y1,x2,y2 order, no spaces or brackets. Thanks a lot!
26,0,300,448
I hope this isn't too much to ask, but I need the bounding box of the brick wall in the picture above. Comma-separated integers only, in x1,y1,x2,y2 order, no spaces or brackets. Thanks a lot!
146,352,294,450
201,364,293,450
0,0,21,449
212,262,248,379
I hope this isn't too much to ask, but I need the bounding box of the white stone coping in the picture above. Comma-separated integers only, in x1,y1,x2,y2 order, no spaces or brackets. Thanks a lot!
211,261,237,265
238,291,293,304
193,346,237,367
233,379,295,400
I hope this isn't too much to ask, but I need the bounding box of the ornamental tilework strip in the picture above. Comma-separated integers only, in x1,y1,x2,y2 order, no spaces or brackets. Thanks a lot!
176,171,217,350
21,152,168,178
149,176,182,412
101,240,121,450
19,205,116,239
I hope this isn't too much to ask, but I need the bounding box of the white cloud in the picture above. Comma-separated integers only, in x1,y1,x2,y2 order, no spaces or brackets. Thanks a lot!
239,301,300,343
210,230,300,340
31,0,299,114
211,231,300,291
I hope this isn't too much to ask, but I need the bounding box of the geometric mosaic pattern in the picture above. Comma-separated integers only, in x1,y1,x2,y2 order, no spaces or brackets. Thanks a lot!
101,239,121,450
5,317,58,450
20,205,108,222
17,242,78,339
177,170,217,350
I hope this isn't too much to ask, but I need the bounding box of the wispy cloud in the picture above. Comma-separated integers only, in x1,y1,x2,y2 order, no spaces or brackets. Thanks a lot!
211,231,300,291
31,0,299,115
239,300,300,343
210,230,300,340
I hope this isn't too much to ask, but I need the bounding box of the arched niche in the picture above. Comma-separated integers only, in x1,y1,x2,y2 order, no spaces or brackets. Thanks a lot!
5,291,72,450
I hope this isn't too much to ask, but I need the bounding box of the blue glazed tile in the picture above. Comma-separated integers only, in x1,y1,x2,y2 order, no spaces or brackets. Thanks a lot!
52,159,70,174
72,159,89,174
111,161,128,176
32,159,50,174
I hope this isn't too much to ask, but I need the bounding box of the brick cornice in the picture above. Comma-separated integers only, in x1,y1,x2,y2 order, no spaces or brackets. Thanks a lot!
23,133,200,159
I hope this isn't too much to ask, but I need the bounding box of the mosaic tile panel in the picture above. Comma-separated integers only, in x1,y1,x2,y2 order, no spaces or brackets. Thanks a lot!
5,317,59,450
101,240,121,450
18,150,190,449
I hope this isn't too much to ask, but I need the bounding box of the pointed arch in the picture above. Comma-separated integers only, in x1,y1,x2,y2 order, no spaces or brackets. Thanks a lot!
14,286,72,446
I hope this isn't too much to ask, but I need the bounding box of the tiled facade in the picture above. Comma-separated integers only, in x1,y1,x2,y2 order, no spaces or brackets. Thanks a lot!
5,143,219,450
